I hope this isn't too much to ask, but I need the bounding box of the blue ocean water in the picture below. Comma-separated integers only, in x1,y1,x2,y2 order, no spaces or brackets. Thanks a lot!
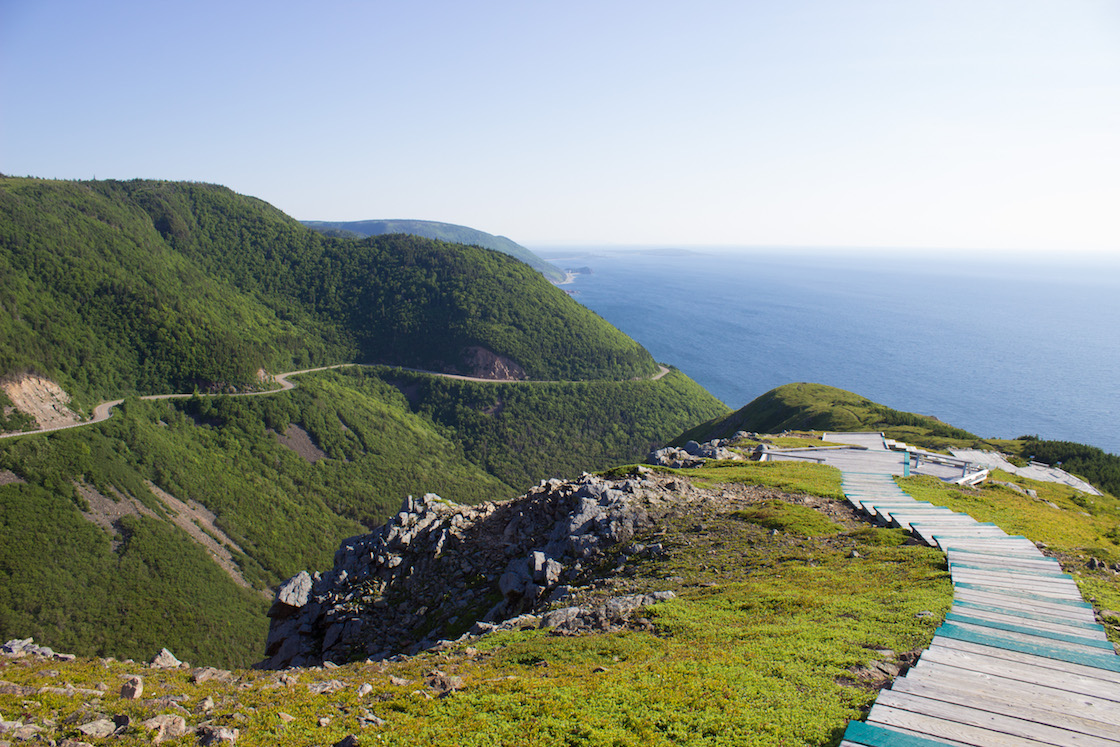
537,248,1120,456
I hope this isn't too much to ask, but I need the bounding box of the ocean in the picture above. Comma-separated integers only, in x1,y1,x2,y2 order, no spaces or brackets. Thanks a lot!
535,248,1120,456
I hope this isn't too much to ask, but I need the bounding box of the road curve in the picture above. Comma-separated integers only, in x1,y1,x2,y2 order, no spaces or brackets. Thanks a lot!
0,363,673,441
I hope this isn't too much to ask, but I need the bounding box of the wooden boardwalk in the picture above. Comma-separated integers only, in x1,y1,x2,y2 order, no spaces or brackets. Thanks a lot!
839,471,1120,747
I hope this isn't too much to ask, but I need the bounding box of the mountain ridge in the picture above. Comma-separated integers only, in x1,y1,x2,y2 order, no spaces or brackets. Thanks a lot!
301,217,567,283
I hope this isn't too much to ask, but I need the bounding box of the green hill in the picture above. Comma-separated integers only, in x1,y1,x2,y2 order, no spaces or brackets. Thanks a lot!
0,176,727,666
675,382,978,447
302,218,567,283
0,177,655,409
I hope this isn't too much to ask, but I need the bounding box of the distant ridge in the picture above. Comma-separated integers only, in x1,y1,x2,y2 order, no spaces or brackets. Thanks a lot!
302,218,566,283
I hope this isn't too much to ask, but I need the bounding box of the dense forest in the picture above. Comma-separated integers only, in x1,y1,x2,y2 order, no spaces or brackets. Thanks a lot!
301,218,566,283
0,177,656,410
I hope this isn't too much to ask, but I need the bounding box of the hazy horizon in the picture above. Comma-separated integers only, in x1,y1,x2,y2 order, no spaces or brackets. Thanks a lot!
3,1,1117,256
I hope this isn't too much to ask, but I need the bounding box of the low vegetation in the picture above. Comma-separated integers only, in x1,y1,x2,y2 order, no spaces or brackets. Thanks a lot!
0,461,952,746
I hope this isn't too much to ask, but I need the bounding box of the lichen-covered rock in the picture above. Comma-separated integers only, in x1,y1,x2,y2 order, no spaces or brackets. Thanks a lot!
258,472,691,668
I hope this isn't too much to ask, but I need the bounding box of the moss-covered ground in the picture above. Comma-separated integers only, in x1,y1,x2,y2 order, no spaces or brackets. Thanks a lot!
0,461,953,746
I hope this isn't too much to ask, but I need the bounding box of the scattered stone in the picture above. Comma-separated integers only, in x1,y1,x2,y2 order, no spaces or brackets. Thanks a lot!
307,679,345,694
141,714,189,744
59,740,96,747
77,719,117,738
198,724,240,745
425,671,464,694
848,550,861,559
200,696,215,712
150,648,183,669
357,682,373,697
333,736,360,747
388,676,412,687
358,710,386,727
318,717,332,728
120,675,144,699
278,712,296,723
191,667,234,684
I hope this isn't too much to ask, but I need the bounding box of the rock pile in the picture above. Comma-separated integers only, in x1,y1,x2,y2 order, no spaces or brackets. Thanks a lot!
647,438,746,468
260,470,693,669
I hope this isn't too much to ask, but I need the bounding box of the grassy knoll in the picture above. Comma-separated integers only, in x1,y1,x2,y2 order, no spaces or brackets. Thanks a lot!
0,461,952,746
675,383,977,450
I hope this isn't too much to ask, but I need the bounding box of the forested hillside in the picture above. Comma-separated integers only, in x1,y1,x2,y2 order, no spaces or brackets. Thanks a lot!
301,218,566,283
0,176,727,666
0,177,656,410
0,367,726,666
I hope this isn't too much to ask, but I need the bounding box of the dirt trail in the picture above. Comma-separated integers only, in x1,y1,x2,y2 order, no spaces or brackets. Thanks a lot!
0,363,674,440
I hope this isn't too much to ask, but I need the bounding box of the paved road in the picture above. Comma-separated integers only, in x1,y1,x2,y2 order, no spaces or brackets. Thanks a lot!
0,363,672,441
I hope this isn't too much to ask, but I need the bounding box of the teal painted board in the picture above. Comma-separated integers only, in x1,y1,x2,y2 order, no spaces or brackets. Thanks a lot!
951,600,1106,633
842,720,958,747
944,612,1115,650
935,622,1120,672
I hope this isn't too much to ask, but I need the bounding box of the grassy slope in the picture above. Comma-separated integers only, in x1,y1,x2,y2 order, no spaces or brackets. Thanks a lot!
0,368,726,667
0,461,953,746
302,218,567,283
675,382,977,449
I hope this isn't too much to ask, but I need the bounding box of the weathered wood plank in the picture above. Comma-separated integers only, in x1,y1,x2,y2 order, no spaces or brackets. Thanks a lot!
949,561,1070,579
951,599,1104,631
903,664,1120,728
948,605,1110,640
873,690,1120,746
931,638,1120,685
953,583,1094,608
952,589,1099,622
868,703,1061,746
936,622,1120,671
919,645,1120,702
891,676,1120,740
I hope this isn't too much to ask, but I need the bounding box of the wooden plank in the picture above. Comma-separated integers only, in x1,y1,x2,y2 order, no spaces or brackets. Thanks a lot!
842,720,962,747
945,613,1113,649
931,638,1120,685
949,561,1070,579
946,550,1061,567
873,690,1120,746
935,622,1120,671
889,678,1120,741
948,571,1081,592
904,665,1120,728
868,703,1061,746
952,590,1100,625
951,599,1104,632
949,560,1067,576
919,645,1120,702
948,604,1109,640
953,583,1094,608
941,541,1043,552
948,576,1084,599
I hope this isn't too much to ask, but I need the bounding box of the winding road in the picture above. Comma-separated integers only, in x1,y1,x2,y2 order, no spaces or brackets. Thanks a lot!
1,363,671,441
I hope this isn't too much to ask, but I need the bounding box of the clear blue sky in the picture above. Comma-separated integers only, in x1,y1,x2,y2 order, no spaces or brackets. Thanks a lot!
2,0,1117,253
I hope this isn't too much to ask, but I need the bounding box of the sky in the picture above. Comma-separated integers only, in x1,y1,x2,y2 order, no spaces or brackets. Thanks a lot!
2,0,1118,253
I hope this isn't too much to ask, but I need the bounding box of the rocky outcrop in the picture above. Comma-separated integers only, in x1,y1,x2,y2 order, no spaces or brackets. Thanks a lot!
648,438,746,468
260,471,693,669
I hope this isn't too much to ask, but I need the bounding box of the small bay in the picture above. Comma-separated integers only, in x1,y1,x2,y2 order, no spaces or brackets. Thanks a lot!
537,248,1120,456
